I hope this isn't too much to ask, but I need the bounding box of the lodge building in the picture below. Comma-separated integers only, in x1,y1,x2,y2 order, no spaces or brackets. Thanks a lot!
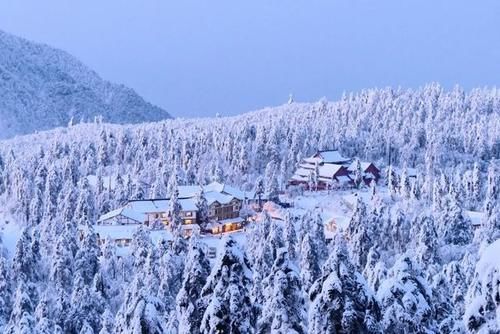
288,150,380,190
96,182,255,245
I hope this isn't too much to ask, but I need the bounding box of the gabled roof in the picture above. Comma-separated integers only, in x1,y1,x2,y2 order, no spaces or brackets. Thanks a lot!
205,192,236,206
205,182,251,200
97,206,145,224
291,163,345,181
318,164,343,178
316,150,351,164
347,161,374,172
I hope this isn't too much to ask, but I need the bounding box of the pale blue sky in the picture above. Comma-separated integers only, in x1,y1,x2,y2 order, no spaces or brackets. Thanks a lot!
1,1,499,117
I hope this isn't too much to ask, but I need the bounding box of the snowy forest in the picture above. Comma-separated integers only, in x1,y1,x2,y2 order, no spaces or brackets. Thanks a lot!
0,84,499,333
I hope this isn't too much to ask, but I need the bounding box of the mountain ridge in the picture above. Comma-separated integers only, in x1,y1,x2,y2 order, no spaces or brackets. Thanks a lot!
0,29,171,139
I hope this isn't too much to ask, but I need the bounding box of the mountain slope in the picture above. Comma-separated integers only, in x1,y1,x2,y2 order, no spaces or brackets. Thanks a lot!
0,30,171,138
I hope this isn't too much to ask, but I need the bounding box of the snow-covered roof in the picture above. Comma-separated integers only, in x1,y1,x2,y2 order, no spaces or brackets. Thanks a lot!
293,164,343,180
465,211,484,226
221,184,247,200
97,206,145,224
205,182,252,200
204,181,224,193
178,185,202,198
295,167,312,177
290,174,309,182
126,200,158,214
318,164,343,178
347,161,373,172
303,156,322,164
206,192,236,206
317,150,351,164
140,198,198,212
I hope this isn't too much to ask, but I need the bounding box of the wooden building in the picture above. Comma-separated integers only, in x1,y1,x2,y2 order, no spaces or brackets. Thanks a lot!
289,150,380,190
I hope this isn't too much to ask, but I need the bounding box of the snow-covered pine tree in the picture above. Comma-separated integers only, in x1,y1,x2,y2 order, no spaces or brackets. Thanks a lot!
200,237,253,334
251,218,285,320
176,234,211,334
431,262,466,333
399,167,411,198
257,248,306,334
195,188,210,231
97,309,114,334
264,161,280,202
74,225,100,285
415,214,440,268
346,195,374,268
464,240,500,333
484,161,498,218
98,237,122,312
363,246,387,293
34,292,56,334
353,158,363,188
439,194,473,246
377,255,435,333
168,181,184,238
299,231,321,294
114,276,167,334
308,211,328,263
254,176,265,209
0,249,12,331
64,274,105,334
308,234,381,333
74,177,96,224
386,165,397,197
284,213,298,260
4,282,35,334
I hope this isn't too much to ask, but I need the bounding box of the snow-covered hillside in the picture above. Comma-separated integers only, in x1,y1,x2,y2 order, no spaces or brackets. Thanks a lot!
0,30,171,139
0,84,498,333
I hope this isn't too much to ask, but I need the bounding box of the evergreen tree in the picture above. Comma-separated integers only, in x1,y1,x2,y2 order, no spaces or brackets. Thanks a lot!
254,176,265,209
353,158,363,188
377,255,435,333
0,251,12,331
257,249,306,334
464,240,500,333
284,213,298,260
308,235,381,333
97,309,114,334
34,293,56,334
74,225,100,285
195,188,210,230
64,274,104,334
346,196,374,268
114,276,167,334
415,215,440,267
363,246,387,293
440,195,473,245
299,232,321,293
4,282,35,334
200,237,253,334
176,235,211,334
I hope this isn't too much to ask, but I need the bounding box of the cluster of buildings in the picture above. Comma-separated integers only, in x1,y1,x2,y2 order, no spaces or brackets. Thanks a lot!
288,150,381,190
95,150,381,247
96,182,257,246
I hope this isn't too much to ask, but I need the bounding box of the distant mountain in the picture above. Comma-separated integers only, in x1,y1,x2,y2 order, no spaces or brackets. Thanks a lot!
0,30,171,139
